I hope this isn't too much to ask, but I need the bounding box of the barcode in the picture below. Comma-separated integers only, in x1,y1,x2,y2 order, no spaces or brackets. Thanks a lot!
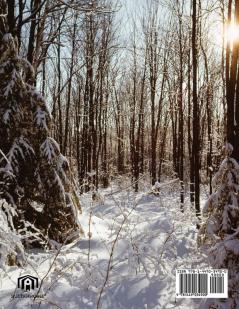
210,276,224,294
179,273,208,294
176,269,228,298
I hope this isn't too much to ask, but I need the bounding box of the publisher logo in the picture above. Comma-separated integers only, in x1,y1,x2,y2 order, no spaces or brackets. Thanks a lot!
11,275,45,299
17,275,39,291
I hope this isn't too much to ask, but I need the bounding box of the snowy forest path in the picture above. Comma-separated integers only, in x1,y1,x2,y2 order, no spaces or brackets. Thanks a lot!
0,181,209,309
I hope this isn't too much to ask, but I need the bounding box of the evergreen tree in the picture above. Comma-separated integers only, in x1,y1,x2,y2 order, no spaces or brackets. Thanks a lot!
198,143,239,308
0,0,81,247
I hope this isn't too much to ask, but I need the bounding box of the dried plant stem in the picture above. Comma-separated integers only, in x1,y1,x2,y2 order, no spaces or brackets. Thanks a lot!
96,201,138,309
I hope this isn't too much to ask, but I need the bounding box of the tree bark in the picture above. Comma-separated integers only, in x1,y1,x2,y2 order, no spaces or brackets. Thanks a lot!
192,0,200,216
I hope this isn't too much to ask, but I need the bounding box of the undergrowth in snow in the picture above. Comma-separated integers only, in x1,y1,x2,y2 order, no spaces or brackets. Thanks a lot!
0,179,209,309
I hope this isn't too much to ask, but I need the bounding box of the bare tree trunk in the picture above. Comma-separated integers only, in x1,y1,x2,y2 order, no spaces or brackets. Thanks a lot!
177,0,184,209
192,0,200,216
63,17,77,155
7,0,15,35
16,0,24,47
232,0,239,160
57,29,63,151
27,0,41,66
201,45,213,194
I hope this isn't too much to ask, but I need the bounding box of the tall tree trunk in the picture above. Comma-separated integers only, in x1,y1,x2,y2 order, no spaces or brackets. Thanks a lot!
230,0,239,160
177,1,184,209
7,0,15,35
192,0,200,216
27,0,40,66
57,29,63,150
63,18,77,155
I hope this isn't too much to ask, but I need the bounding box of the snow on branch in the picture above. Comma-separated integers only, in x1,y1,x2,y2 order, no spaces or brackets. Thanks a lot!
6,137,35,173
0,199,24,269
34,106,48,130
40,137,60,163
3,69,20,97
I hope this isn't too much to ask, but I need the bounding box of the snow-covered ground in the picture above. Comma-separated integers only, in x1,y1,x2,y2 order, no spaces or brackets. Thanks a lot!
0,179,209,309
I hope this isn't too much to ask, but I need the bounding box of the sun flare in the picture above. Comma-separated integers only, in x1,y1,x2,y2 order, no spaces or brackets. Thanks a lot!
225,23,239,43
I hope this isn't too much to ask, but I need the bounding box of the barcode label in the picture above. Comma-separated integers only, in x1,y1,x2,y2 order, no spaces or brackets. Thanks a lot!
176,269,228,298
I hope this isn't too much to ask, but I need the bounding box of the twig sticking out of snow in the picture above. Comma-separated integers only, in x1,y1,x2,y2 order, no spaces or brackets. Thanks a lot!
104,175,145,197
34,232,80,307
149,178,180,196
96,200,140,309
154,178,180,188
